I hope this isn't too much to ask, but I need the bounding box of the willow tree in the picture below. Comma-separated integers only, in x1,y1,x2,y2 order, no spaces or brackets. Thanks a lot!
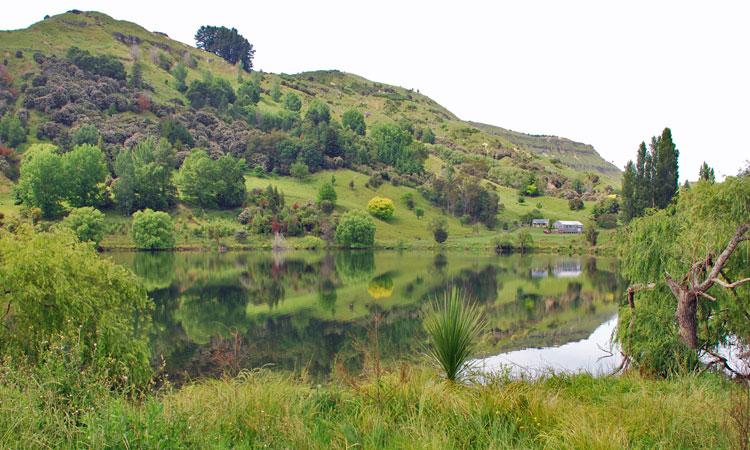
618,175,750,374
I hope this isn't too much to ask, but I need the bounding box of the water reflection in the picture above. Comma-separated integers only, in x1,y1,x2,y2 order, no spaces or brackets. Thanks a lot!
110,251,622,381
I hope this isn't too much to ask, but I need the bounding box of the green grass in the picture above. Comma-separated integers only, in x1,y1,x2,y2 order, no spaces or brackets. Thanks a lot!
0,362,738,449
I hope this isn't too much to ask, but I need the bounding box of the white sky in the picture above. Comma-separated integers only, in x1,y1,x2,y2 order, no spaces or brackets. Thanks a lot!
3,1,749,181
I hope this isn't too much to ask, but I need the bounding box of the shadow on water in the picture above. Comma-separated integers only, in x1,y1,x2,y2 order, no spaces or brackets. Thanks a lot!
109,251,623,382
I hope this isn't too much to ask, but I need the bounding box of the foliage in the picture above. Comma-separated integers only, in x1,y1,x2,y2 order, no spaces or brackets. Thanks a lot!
128,60,144,89
0,113,27,147
422,175,498,227
61,206,105,246
585,223,599,246
284,92,302,111
402,192,415,210
66,46,125,80
698,162,715,183
237,80,261,106
342,109,366,135
370,123,425,174
289,159,309,179
71,123,100,147
270,81,282,102
186,73,236,109
517,229,533,252
15,144,67,218
131,208,175,250
335,210,375,248
195,25,255,71
430,216,448,243
367,196,395,220
317,181,337,206
415,207,424,219
424,288,485,381
175,149,246,208
304,100,331,125
171,62,188,92
62,144,108,207
617,175,750,375
0,227,152,387
568,197,584,211
113,137,176,214
159,119,194,148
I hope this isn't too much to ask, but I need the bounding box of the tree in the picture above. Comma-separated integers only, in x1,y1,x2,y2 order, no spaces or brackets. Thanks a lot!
195,25,255,71
159,118,194,148
568,197,584,211
698,162,715,183
305,100,331,125
290,159,309,180
270,81,282,102
237,79,261,106
370,123,425,174
16,144,67,218
284,92,302,111
175,149,245,208
62,206,106,246
171,62,188,92
62,144,108,207
618,175,750,375
0,113,27,147
415,207,425,219
71,123,100,147
653,128,679,209
517,229,532,252
335,210,376,248
367,196,395,220
128,61,144,89
186,73,236,109
430,216,448,244
317,181,337,206
620,161,637,222
0,227,153,387
584,223,599,246
113,137,176,214
421,127,436,144
131,208,176,249
342,109,366,135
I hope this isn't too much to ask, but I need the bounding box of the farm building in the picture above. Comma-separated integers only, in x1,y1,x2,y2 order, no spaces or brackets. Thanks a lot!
553,220,584,233
531,219,549,228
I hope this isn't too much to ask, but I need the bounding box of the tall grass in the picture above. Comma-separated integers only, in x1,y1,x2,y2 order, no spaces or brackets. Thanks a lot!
424,288,485,381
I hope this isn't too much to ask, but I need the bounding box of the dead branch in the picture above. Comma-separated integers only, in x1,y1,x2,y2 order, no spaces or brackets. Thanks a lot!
714,278,750,290
697,222,750,292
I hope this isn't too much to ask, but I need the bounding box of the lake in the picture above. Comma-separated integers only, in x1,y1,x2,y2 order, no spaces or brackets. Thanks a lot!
110,251,624,381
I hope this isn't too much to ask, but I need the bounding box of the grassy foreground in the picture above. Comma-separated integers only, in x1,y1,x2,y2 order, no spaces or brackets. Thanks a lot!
0,364,739,449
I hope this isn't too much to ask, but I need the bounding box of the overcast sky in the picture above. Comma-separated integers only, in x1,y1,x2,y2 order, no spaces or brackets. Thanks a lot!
3,1,749,180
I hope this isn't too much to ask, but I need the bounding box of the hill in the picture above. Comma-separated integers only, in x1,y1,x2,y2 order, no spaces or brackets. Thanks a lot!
0,10,621,249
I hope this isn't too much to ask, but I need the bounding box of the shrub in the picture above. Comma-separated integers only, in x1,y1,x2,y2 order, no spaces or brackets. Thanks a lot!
415,207,425,219
430,216,448,244
517,229,533,252
342,109,366,135
569,197,584,210
290,160,309,180
335,210,376,248
62,207,105,246
66,47,126,80
0,113,27,147
367,196,395,220
131,209,175,250
319,200,334,214
424,288,485,381
317,181,337,206
284,92,302,111
596,213,618,229
402,192,415,210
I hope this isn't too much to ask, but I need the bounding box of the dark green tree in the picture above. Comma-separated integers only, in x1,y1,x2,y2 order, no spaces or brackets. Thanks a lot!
342,109,366,135
195,25,255,71
112,137,176,214
128,61,144,89
283,92,302,112
698,161,715,183
620,160,637,222
653,128,679,208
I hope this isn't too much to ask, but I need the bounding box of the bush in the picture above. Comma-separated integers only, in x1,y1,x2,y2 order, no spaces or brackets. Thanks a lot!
569,197,584,210
290,160,309,180
131,209,175,250
335,210,376,248
342,109,366,135
0,113,27,147
66,47,126,80
367,196,395,220
62,207,105,246
284,92,302,111
430,216,448,244
317,181,337,206
415,207,424,219
596,213,618,229
517,229,533,252
402,192,415,210
319,199,334,214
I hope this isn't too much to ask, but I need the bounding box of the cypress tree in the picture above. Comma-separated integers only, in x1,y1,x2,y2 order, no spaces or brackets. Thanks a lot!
654,128,678,208
634,142,648,215
621,161,637,223
698,161,715,183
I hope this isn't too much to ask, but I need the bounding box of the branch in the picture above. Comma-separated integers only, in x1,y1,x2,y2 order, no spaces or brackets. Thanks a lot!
697,222,750,292
713,278,750,290
697,291,717,302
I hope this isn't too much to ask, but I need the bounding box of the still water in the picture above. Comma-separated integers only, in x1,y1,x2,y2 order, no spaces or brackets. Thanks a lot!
110,251,623,381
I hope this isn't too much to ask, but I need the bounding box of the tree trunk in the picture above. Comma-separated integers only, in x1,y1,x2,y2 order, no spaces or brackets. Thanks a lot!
675,290,698,349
